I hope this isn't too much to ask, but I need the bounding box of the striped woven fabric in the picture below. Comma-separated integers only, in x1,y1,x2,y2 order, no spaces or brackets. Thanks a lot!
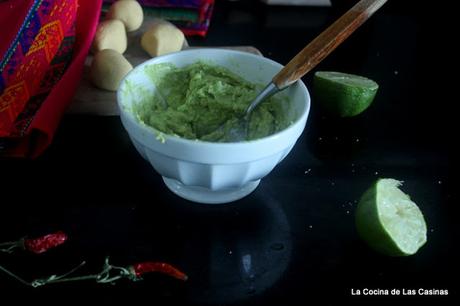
0,0,77,137
0,0,102,158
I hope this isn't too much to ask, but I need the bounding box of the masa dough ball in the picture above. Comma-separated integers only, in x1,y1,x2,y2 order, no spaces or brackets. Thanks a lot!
141,21,185,57
106,0,144,32
92,19,127,54
90,49,133,91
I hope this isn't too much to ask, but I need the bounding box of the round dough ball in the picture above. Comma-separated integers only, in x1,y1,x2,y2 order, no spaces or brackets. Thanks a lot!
90,49,133,91
106,0,144,32
141,21,184,57
92,19,127,54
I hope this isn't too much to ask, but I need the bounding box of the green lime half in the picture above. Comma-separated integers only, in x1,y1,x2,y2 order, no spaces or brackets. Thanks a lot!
355,178,427,256
313,71,379,117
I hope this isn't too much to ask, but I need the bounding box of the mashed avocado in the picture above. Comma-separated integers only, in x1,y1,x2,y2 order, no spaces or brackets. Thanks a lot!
135,61,290,142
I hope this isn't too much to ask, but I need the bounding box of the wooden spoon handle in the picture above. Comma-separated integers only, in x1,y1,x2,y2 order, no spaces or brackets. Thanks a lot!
272,0,387,90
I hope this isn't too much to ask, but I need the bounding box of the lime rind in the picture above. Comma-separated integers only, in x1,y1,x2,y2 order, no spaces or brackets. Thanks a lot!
355,178,427,256
313,71,379,117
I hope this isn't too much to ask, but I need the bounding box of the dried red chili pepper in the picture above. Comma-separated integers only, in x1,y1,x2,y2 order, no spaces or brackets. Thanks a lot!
0,231,68,254
130,262,188,281
27,258,188,287
23,231,68,254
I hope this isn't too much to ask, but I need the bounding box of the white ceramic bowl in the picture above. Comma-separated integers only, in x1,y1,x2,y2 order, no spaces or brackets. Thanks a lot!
117,49,310,204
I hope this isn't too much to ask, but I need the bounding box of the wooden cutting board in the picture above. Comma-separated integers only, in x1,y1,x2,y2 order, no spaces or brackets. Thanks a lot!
67,23,263,116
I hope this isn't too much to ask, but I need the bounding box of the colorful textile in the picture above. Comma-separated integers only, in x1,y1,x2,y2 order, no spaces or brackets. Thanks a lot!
0,0,77,137
0,0,103,157
11,27,76,137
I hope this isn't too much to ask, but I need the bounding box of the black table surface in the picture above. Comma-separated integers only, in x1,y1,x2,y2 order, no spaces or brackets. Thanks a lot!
0,1,457,305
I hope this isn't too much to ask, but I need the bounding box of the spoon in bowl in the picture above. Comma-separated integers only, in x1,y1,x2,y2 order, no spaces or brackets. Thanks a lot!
231,0,388,141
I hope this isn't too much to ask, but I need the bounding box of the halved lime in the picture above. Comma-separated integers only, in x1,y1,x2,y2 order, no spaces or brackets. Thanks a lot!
355,178,427,256
313,71,379,117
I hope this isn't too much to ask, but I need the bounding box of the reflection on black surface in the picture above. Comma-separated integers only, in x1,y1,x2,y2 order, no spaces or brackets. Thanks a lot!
0,187,292,305
169,190,292,305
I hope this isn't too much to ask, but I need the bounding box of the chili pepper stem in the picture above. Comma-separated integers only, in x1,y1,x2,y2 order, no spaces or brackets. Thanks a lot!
31,257,131,287
1,256,188,288
0,241,19,247
31,261,87,287
96,257,132,283
32,274,98,287
0,240,23,254
0,264,32,287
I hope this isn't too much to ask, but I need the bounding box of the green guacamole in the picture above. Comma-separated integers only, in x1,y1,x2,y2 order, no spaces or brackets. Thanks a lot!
134,61,290,142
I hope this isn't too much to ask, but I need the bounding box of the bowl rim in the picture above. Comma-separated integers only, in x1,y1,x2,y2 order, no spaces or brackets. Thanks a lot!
117,48,310,148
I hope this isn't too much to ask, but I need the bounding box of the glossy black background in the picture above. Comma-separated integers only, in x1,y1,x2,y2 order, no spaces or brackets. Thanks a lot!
0,0,457,305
